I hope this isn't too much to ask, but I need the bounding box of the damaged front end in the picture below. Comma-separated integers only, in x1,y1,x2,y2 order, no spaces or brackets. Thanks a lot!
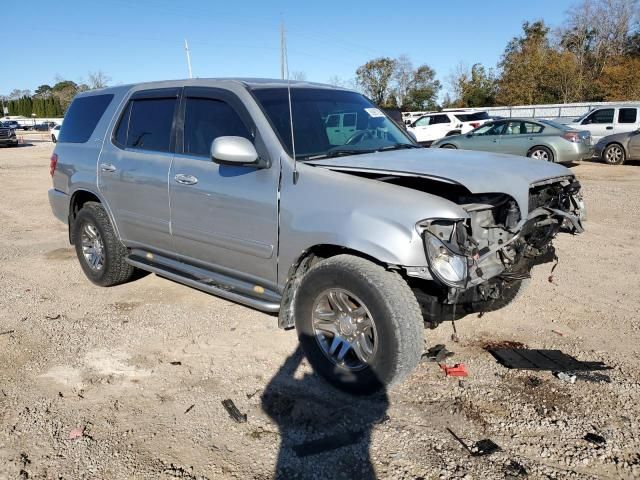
411,176,585,325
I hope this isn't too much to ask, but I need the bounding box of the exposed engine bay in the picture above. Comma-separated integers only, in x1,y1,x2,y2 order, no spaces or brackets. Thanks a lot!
337,170,586,324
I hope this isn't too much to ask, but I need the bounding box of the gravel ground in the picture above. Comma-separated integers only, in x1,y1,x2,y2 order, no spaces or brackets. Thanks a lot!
0,142,639,479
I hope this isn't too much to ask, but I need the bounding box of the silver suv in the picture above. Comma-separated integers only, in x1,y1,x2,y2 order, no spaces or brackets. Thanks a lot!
48,79,585,394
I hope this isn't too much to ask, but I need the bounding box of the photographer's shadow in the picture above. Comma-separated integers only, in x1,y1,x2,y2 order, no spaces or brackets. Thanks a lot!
261,343,389,479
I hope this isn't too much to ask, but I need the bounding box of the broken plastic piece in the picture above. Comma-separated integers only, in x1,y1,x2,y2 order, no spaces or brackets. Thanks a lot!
584,433,606,445
422,344,454,363
222,399,247,423
555,372,577,384
446,428,500,457
440,363,468,377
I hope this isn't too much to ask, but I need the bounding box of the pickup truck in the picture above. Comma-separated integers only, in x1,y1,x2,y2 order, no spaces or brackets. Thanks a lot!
48,79,585,394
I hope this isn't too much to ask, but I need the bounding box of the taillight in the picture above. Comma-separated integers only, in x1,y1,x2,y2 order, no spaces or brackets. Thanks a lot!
50,153,58,177
470,122,480,129
563,132,580,143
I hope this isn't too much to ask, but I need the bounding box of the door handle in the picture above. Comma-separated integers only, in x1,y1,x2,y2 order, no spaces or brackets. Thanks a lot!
99,163,116,172
606,126,613,130
174,173,198,185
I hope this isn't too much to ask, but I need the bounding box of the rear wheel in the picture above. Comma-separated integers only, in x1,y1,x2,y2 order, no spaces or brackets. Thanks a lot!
602,143,625,165
72,202,137,286
528,146,554,162
294,255,423,395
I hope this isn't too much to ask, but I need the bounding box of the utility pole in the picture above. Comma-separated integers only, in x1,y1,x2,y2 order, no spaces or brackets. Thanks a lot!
184,39,193,79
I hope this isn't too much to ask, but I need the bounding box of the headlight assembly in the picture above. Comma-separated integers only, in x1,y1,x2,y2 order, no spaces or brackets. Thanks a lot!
424,233,468,287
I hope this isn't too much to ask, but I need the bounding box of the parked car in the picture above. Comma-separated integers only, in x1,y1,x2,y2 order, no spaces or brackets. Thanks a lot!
594,129,640,165
48,79,585,394
407,110,490,145
51,124,61,143
431,118,593,164
2,120,20,130
566,105,640,143
0,125,18,147
402,111,428,125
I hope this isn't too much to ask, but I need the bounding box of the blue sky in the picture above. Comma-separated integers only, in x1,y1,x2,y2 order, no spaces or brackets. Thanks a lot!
3,0,573,97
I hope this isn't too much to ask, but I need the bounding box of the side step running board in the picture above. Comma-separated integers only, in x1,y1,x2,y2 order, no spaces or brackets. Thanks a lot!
126,254,281,313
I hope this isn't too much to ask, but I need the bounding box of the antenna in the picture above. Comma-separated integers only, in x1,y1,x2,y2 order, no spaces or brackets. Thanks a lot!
184,39,193,79
282,21,298,184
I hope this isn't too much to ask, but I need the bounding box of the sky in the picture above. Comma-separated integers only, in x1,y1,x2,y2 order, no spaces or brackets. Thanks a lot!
2,0,574,98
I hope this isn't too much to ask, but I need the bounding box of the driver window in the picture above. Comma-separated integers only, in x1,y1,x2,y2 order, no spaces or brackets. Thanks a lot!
415,116,431,126
583,109,614,125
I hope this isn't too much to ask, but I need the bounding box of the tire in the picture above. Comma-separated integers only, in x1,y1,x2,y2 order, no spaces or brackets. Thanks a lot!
294,254,423,395
441,144,457,149
602,143,625,165
72,201,136,287
51,134,57,143
527,146,554,162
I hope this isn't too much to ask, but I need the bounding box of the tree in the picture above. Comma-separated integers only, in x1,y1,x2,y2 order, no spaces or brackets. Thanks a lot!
403,65,441,110
560,0,638,100
290,71,307,81
597,56,640,99
496,21,559,105
34,84,52,98
87,70,111,89
393,54,414,107
51,80,80,112
356,57,397,105
448,63,498,108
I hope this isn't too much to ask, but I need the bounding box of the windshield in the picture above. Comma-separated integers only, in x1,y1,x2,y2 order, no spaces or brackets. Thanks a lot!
251,87,416,160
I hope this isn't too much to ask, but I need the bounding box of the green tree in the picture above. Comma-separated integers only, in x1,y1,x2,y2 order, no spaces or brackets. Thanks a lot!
356,57,397,106
403,65,441,110
449,63,498,108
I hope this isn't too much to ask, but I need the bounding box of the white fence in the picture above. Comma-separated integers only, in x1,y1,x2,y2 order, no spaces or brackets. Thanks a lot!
470,101,640,120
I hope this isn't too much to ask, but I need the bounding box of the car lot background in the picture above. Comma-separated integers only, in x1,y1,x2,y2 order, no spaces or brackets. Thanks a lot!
1,139,639,479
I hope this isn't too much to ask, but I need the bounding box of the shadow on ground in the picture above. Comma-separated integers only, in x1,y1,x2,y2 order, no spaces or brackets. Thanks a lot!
261,345,388,479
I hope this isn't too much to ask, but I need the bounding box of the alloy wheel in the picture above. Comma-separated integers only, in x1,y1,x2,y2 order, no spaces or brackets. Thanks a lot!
605,145,623,164
80,222,105,271
311,288,378,371
530,149,550,161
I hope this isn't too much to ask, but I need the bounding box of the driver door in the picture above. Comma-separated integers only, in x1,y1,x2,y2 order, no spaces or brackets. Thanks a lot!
581,108,615,142
461,121,506,152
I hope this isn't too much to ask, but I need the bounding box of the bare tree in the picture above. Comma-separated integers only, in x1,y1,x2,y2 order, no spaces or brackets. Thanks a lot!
87,71,112,90
393,54,414,107
290,71,307,81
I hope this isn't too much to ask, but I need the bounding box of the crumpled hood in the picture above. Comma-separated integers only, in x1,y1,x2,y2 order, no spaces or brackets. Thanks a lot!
307,148,574,217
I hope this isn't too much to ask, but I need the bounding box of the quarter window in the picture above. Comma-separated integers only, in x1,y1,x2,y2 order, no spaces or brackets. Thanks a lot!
58,94,113,143
115,97,177,152
183,97,251,157
618,108,637,123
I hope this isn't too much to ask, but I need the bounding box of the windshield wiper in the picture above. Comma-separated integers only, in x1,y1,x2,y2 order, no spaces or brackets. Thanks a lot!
376,143,422,151
305,148,378,160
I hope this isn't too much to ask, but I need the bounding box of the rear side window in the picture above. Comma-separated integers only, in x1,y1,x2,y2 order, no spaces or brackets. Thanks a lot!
618,108,637,123
454,112,489,122
114,98,176,152
58,94,113,143
431,115,450,124
183,97,251,157
343,113,357,127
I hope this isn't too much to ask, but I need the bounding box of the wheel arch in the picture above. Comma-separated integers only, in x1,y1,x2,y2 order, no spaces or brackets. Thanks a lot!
445,130,461,137
277,244,400,329
68,188,120,244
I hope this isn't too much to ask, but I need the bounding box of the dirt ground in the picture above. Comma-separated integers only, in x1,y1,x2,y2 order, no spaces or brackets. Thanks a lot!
1,141,639,480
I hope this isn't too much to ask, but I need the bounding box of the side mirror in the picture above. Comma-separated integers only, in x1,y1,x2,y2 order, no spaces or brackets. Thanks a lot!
211,136,259,166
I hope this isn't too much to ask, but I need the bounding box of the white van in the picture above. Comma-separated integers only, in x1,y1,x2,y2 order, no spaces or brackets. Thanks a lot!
566,105,640,143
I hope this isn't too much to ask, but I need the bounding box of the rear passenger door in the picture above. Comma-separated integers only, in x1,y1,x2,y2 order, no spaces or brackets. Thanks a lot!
169,87,279,285
98,88,178,253
498,120,543,156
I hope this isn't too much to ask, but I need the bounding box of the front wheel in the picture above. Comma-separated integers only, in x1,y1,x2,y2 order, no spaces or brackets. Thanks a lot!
294,255,423,395
528,146,554,162
602,144,625,165
440,144,457,149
